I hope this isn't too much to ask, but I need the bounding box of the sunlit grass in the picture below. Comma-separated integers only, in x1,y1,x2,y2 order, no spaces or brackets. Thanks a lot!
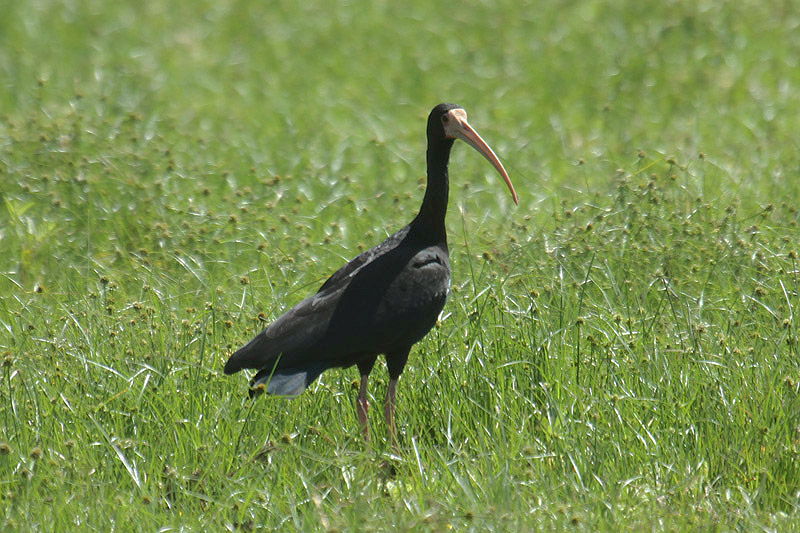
2,0,800,530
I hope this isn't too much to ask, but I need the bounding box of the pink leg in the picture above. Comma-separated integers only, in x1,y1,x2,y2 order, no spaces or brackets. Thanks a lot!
357,373,370,442
384,378,398,449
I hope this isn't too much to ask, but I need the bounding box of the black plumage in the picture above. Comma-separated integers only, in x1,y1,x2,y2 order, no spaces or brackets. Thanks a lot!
224,103,517,445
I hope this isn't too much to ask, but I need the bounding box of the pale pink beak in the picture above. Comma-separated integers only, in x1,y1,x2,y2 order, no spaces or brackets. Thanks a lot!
443,108,518,205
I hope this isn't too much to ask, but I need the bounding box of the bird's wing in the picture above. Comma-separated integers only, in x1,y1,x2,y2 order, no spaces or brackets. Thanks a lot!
317,226,410,293
223,284,344,374
224,225,414,375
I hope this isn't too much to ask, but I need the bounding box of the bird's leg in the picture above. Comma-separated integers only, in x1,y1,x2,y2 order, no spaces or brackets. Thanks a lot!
384,378,399,449
384,349,409,450
357,373,370,442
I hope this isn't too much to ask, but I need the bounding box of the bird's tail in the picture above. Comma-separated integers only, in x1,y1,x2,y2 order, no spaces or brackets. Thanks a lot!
248,362,327,398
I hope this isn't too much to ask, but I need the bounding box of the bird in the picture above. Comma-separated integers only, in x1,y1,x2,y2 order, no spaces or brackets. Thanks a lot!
224,103,517,446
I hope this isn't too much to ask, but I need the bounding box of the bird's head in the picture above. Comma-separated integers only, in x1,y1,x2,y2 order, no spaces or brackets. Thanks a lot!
427,103,518,205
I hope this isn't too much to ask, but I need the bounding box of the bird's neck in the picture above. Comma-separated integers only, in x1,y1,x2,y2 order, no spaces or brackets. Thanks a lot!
413,139,453,243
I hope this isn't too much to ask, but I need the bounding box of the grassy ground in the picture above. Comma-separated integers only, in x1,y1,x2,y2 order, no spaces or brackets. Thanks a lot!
2,0,800,530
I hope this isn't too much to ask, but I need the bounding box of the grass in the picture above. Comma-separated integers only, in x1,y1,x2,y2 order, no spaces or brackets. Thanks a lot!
2,0,800,530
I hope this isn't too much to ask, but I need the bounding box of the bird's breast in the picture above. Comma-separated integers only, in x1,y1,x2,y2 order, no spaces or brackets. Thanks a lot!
379,248,450,317
327,242,450,352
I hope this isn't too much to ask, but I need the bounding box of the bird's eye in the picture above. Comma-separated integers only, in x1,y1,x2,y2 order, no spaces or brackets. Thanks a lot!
441,115,449,124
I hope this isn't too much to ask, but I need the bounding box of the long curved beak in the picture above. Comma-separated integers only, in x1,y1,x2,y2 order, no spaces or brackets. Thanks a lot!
444,109,518,205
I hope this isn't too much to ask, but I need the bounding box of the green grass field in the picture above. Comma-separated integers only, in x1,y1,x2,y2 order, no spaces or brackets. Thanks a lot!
2,0,800,530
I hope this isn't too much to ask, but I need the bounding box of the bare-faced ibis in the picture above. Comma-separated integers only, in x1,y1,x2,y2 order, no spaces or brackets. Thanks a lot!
224,103,517,446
